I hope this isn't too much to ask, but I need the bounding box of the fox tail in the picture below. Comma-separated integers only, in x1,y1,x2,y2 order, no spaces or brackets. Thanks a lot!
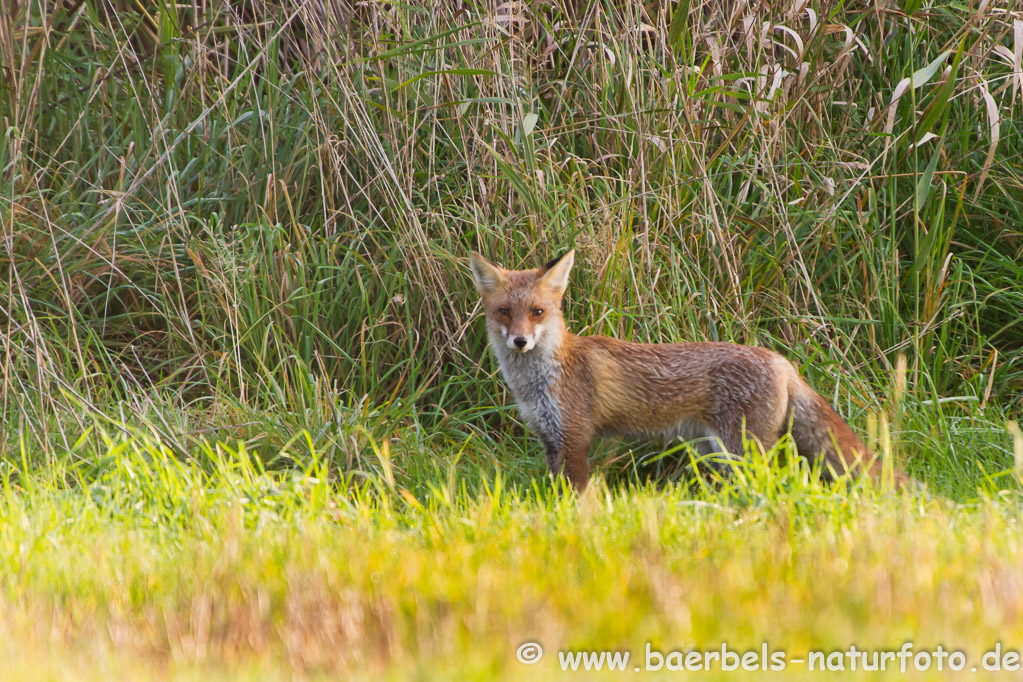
787,376,911,488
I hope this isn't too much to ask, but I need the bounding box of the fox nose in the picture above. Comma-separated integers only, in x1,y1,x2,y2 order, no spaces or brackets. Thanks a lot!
513,337,527,349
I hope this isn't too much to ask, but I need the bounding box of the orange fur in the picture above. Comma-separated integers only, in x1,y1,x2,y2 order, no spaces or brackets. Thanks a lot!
469,250,911,491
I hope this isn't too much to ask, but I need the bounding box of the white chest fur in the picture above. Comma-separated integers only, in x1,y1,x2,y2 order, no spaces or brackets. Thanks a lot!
491,337,565,460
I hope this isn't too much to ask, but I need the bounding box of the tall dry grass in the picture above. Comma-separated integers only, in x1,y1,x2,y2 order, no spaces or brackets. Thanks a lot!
1,0,1021,492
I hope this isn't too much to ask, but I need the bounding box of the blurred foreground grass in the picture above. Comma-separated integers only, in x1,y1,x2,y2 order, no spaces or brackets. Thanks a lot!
0,431,1022,680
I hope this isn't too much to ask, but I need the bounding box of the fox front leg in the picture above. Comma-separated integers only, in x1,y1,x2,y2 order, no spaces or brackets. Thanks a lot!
543,429,592,492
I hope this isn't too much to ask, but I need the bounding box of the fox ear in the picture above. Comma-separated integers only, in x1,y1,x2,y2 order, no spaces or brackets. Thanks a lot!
538,249,575,296
469,251,505,296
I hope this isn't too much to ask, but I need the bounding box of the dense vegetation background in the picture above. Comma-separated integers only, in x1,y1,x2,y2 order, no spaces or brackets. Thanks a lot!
1,1,1023,678
2,0,1022,492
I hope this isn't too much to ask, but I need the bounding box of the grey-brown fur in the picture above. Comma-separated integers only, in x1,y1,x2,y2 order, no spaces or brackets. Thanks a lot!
469,250,911,491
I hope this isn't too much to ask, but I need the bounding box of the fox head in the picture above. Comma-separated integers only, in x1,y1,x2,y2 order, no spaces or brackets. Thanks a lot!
469,250,575,354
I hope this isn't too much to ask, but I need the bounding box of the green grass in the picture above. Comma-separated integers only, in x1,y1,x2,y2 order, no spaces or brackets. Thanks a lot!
2,0,1023,677
1,432,1023,680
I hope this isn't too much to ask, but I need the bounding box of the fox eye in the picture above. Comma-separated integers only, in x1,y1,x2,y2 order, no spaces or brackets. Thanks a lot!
531,308,544,317
498,307,511,317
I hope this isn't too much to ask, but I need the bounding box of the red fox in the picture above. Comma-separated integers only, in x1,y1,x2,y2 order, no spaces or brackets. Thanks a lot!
469,249,911,491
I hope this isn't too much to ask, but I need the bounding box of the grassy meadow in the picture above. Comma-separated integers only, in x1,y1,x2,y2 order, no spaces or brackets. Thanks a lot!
2,0,1023,678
